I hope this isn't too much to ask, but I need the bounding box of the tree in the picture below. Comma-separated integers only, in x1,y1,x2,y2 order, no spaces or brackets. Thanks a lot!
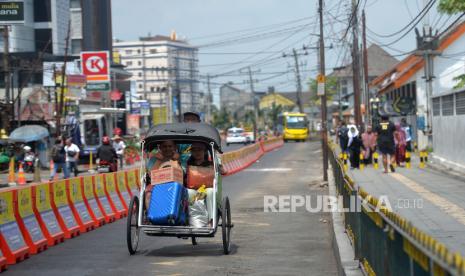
438,0,465,14
307,76,338,106
212,109,232,130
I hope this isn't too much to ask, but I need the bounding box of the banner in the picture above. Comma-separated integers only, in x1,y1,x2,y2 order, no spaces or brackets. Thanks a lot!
126,114,140,136
152,107,168,125
0,1,24,24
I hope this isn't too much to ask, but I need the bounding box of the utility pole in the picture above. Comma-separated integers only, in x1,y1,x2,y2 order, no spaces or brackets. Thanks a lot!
292,48,304,113
319,0,329,182
207,74,212,123
57,20,71,136
248,66,259,141
362,10,370,124
2,26,10,132
351,0,362,127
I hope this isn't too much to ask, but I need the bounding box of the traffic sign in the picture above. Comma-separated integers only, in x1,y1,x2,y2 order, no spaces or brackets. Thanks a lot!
317,74,325,96
86,82,110,91
80,51,110,83
110,90,122,101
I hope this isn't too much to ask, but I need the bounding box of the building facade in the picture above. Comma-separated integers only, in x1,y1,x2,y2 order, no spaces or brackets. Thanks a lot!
219,83,253,118
114,34,199,122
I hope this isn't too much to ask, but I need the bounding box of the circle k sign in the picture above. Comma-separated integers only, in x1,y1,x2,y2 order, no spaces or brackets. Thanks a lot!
80,51,110,82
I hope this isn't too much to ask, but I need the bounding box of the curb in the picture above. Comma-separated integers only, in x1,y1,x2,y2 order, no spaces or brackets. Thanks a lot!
327,165,363,276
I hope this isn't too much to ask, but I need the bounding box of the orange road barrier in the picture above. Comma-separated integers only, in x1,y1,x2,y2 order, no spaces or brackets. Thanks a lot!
8,157,15,185
104,173,127,219
373,152,379,170
17,163,26,186
13,186,48,254
81,176,105,228
116,171,131,207
93,174,116,223
88,151,94,171
405,151,411,169
126,170,140,197
0,254,7,272
359,153,365,171
0,188,30,264
67,177,95,233
49,180,81,239
31,182,65,246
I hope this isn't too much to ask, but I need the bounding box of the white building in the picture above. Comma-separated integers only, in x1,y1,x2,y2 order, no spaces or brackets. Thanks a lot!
114,33,199,122
371,21,465,171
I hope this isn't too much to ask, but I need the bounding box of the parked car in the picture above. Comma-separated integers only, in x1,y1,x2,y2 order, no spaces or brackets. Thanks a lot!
226,127,247,146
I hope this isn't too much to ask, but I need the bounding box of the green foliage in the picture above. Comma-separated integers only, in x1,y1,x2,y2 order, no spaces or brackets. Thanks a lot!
453,73,465,89
212,108,232,130
307,76,338,105
438,0,465,14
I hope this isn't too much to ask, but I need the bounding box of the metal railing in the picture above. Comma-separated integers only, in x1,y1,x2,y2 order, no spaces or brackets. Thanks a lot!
328,142,464,276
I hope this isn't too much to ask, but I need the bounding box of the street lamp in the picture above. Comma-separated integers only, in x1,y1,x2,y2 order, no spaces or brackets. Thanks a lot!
370,97,380,126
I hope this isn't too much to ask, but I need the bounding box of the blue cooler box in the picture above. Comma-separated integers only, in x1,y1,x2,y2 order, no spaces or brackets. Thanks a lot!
147,182,188,225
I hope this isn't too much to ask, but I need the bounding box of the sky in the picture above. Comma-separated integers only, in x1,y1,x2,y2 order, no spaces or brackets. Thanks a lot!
111,0,458,99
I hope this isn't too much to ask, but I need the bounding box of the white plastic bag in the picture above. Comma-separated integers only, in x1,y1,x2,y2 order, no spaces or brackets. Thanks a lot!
189,199,208,228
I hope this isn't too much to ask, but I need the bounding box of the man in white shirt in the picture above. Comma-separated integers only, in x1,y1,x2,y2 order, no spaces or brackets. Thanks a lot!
112,135,126,169
65,138,80,177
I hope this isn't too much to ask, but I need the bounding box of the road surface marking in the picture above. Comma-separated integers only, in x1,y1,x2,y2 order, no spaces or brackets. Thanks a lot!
153,261,179,266
390,173,465,226
243,168,292,172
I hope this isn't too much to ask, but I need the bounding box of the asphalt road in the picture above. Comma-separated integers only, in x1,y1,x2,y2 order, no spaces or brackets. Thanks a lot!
5,141,337,276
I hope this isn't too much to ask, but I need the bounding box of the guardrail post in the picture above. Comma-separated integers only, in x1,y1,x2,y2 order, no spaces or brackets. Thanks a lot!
352,189,362,260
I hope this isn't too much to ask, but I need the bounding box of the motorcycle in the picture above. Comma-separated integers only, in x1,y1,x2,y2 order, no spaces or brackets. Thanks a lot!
97,160,117,173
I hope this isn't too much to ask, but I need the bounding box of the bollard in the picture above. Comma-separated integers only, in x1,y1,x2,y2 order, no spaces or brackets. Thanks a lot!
424,151,428,163
405,151,411,169
359,152,364,170
343,153,348,172
419,151,425,169
8,157,16,185
33,159,41,183
373,152,379,170
89,151,94,172
338,152,343,161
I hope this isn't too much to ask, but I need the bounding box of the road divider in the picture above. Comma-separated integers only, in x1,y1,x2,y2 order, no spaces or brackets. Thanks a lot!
0,137,284,271
14,185,47,254
67,177,95,233
0,188,30,264
50,180,80,239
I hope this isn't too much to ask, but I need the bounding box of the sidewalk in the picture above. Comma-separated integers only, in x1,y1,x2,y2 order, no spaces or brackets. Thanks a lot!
342,149,465,256
0,162,141,187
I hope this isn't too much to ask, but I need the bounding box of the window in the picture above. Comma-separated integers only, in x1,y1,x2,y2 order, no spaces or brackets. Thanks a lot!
125,61,133,66
456,91,465,115
125,49,133,55
150,49,157,54
138,72,142,77
442,95,454,116
138,61,142,66
137,49,141,54
139,84,143,89
70,0,81,8
34,0,52,22
71,39,82,55
84,120,99,146
35,29,53,53
433,97,440,116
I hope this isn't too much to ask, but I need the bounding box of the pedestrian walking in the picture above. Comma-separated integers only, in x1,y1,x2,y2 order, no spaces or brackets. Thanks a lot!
347,125,362,169
112,135,126,169
394,123,407,167
64,138,80,177
361,125,377,165
337,121,349,153
374,115,396,173
401,118,413,152
50,138,69,180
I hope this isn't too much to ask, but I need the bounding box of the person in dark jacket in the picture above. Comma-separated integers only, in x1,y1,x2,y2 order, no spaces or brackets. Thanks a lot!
347,125,363,169
97,136,118,172
50,137,69,180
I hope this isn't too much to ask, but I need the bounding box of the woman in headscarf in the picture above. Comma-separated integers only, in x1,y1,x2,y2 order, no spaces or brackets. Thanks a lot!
394,123,407,167
347,125,362,169
361,125,377,165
